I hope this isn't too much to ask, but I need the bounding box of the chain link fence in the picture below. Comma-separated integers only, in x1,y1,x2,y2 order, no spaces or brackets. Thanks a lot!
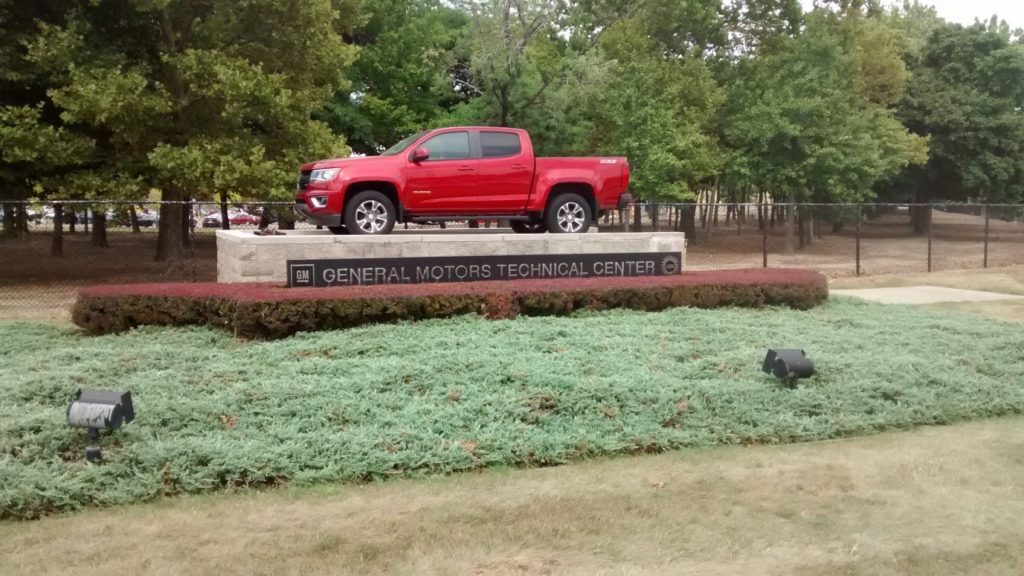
2,200,1024,321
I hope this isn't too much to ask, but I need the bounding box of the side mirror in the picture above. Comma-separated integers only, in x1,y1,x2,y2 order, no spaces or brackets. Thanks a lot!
411,147,430,162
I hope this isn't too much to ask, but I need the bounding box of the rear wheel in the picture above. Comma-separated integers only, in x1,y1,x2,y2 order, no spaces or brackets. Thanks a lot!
545,193,592,233
344,191,396,235
510,220,546,234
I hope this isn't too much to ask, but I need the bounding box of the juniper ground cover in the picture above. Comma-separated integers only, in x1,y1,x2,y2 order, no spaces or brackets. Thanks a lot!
2,297,1023,518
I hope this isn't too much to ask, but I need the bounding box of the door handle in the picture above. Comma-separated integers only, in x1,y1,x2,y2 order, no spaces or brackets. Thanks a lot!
510,164,527,170
458,166,475,172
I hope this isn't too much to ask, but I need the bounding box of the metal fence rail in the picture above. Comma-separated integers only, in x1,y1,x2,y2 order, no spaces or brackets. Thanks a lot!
2,200,1023,320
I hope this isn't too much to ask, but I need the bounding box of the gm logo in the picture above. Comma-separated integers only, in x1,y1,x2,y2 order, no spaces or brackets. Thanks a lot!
660,255,681,275
290,264,315,287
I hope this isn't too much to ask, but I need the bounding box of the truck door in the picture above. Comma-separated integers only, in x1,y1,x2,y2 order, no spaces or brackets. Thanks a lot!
403,130,477,213
474,130,532,212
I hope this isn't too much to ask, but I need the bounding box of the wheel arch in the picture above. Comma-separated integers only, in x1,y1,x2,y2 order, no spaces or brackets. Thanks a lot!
344,180,402,217
545,183,597,218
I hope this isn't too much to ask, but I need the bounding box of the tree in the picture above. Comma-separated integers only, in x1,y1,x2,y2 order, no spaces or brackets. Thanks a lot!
894,20,1024,231
0,0,92,238
321,0,470,154
25,0,356,261
720,7,927,249
589,20,722,202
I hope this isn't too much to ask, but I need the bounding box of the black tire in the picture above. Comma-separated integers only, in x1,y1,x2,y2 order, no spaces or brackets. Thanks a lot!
327,225,348,235
545,193,592,233
510,220,546,234
344,190,396,235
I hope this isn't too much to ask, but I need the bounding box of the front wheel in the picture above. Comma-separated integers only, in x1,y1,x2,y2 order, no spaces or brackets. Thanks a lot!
545,193,592,233
510,220,546,234
344,191,396,235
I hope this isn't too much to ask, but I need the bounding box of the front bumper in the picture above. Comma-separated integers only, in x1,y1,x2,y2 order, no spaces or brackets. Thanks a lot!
294,200,342,227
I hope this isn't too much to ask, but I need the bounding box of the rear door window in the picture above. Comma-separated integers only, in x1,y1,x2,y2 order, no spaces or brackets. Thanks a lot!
480,132,522,158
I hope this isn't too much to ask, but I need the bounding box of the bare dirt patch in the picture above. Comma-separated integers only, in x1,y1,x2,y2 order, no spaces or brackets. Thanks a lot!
688,208,1024,276
3,418,1022,575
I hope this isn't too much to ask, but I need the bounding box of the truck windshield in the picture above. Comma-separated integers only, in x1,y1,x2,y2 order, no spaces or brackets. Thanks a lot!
380,131,429,156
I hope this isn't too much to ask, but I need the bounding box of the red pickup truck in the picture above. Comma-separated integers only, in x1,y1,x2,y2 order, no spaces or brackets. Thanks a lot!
294,127,631,234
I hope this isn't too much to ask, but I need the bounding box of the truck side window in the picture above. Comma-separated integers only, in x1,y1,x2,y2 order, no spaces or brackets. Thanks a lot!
481,132,521,158
422,131,471,160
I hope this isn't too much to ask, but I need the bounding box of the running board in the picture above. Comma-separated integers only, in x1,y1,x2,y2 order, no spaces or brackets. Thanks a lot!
406,214,532,223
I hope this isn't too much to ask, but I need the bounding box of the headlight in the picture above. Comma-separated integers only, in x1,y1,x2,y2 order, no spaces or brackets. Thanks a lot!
309,168,340,182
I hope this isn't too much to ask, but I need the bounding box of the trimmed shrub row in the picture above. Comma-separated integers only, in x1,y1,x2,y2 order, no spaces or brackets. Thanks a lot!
72,269,829,338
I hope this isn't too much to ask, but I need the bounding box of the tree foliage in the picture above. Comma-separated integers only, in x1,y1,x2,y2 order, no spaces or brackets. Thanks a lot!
896,21,1024,204
2,0,1024,249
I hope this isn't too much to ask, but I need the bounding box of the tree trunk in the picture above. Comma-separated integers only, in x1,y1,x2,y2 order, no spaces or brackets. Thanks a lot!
68,212,77,233
0,203,15,238
277,207,296,230
91,209,108,248
220,191,230,230
698,190,709,229
129,205,141,233
784,203,795,254
181,195,193,249
15,204,30,238
680,204,697,246
798,210,807,250
259,203,272,230
156,188,186,262
51,203,64,257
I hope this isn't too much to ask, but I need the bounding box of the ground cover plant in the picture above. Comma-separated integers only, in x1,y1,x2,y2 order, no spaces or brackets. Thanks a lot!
71,269,828,338
2,298,1024,519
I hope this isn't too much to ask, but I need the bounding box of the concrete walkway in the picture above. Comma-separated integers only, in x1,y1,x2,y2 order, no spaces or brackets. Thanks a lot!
831,286,1024,305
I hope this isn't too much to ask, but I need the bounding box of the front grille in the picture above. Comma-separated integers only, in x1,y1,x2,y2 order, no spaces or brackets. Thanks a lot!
297,170,312,191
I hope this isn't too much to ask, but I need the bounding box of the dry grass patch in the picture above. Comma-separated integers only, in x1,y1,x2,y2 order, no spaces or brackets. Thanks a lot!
923,300,1024,324
831,265,1024,295
2,418,1023,575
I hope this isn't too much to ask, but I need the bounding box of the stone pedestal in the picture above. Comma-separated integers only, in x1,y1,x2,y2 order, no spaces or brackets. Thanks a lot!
216,229,686,284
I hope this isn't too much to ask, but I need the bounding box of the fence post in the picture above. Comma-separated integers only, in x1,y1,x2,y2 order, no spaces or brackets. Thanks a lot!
762,202,768,268
51,202,64,257
927,203,933,273
983,204,990,269
855,204,862,277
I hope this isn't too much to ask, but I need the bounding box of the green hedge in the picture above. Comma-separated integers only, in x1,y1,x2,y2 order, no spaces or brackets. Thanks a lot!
72,269,829,338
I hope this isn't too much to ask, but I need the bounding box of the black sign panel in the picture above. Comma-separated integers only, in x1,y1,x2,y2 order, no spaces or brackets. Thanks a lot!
287,252,683,287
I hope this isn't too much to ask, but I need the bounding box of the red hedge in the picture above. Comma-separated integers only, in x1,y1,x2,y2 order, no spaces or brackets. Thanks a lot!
72,269,828,339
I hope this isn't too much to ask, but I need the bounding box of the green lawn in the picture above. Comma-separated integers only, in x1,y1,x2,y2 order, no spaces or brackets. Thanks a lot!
2,298,1023,519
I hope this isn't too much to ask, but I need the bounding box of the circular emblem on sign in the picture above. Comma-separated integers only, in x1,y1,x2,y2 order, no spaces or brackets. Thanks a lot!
661,255,681,275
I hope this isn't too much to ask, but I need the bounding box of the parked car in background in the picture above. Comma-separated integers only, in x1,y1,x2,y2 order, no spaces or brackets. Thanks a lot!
202,209,261,227
135,209,159,227
293,126,631,234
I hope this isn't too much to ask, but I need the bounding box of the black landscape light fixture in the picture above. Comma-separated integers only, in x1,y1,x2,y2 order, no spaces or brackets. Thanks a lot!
762,349,815,383
66,389,135,463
